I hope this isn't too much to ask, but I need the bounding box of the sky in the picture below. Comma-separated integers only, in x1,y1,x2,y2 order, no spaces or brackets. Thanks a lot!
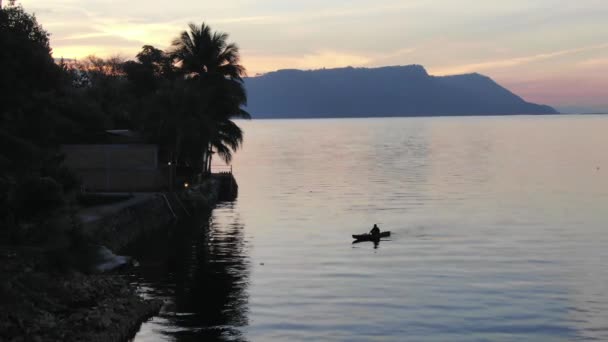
18,0,608,112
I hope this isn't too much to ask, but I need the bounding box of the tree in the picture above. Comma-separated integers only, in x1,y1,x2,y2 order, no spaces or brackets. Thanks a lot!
0,4,106,233
0,4,62,116
136,45,174,77
123,45,175,95
171,23,245,81
0,4,73,233
139,79,212,167
66,55,135,129
170,22,249,173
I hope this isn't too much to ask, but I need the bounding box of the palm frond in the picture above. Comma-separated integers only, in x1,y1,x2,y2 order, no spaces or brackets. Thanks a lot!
214,143,233,164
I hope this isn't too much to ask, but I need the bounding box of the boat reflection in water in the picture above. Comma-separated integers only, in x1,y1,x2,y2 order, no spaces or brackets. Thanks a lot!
127,201,250,341
352,238,382,249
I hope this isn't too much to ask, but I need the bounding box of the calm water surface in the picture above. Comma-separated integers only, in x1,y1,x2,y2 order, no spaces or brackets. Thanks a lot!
131,115,608,341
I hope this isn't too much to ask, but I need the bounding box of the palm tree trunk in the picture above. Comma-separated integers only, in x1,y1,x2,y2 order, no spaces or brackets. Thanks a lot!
202,147,210,174
201,144,209,175
206,145,213,174
201,150,207,175
200,151,207,174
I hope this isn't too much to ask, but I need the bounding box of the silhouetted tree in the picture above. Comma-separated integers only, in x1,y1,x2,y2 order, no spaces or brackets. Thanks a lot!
138,79,212,167
170,22,249,172
0,4,75,237
123,45,175,95
0,4,62,121
0,5,113,239
137,45,174,77
0,7,252,241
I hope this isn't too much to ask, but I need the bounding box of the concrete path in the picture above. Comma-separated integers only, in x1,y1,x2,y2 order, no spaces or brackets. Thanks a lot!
78,193,159,224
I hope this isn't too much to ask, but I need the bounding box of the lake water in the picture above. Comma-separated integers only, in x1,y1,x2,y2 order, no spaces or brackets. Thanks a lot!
130,115,608,341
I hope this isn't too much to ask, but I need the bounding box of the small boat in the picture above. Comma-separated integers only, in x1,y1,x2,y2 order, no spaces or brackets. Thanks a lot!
352,231,391,241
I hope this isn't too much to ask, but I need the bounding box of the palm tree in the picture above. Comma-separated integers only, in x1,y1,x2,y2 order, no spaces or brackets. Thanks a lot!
171,23,249,174
172,23,245,81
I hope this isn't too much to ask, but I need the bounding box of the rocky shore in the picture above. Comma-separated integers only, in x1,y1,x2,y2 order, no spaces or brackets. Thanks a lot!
0,246,161,342
0,175,234,342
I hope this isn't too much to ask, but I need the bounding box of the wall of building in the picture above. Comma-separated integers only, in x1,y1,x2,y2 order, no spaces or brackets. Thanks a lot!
63,144,167,192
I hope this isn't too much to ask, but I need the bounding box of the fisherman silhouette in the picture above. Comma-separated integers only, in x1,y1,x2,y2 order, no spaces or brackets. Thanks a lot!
370,224,380,235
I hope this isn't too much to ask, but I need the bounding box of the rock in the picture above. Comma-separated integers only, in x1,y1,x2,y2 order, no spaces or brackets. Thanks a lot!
94,246,132,272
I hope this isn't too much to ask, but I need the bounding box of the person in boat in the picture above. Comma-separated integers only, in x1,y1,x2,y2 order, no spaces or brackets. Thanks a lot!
370,224,381,236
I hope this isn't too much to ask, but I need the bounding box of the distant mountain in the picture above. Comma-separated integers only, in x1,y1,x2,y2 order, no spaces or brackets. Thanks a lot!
244,65,558,118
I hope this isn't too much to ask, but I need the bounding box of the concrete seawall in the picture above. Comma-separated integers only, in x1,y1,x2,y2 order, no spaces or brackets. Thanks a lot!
79,193,175,252
77,174,234,252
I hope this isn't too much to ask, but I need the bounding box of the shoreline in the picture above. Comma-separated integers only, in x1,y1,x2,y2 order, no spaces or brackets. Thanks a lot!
0,258,163,342
0,175,235,342
246,112,607,120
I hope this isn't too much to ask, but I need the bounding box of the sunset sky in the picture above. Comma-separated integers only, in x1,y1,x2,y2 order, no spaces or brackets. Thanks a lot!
19,0,608,112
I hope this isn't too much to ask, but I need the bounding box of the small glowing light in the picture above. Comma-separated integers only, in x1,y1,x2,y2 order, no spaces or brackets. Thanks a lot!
184,182,189,188
167,162,172,165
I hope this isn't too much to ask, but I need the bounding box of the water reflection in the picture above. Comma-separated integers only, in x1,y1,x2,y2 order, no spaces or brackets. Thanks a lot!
130,116,608,341
351,238,391,249
128,202,250,342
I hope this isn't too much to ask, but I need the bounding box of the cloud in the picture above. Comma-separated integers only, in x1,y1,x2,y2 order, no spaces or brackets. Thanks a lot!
51,45,133,60
213,15,279,24
502,77,608,107
21,0,608,109
53,33,144,48
243,50,373,75
578,58,608,68
369,48,417,65
242,46,422,75
430,43,608,75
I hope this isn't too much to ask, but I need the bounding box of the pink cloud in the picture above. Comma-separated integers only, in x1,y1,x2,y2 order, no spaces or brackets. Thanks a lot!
503,78,608,107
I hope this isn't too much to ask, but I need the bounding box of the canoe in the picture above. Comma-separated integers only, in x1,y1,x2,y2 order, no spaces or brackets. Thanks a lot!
352,231,391,240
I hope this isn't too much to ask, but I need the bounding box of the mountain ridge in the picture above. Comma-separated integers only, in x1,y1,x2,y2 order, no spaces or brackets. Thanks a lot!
244,65,558,118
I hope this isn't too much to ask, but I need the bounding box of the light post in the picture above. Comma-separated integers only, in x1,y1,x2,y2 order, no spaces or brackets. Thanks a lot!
167,161,174,192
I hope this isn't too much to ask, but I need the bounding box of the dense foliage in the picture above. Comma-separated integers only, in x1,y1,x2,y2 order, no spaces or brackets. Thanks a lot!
0,4,248,242
1,5,81,241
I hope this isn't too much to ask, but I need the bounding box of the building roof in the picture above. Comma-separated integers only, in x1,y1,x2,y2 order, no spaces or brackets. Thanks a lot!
104,130,144,143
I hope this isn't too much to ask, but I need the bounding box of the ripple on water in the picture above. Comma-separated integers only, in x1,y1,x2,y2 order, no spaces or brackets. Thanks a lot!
131,116,608,342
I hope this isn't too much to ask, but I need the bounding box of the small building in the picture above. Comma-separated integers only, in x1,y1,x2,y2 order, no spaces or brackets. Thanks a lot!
62,130,168,192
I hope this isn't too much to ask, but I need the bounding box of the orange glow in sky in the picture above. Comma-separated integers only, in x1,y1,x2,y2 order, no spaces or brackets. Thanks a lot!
20,0,608,112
